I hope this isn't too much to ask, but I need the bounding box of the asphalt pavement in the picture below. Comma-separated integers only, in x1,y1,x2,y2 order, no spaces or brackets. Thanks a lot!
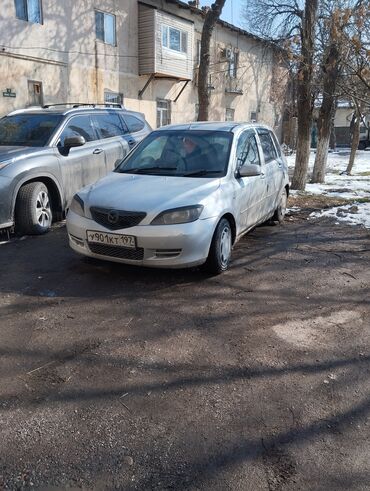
0,216,369,490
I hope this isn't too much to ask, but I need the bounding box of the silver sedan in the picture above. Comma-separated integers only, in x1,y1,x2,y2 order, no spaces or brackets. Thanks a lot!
66,122,289,273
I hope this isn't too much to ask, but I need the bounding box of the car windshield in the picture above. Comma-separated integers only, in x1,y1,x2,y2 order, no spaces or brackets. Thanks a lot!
116,130,233,177
0,114,63,147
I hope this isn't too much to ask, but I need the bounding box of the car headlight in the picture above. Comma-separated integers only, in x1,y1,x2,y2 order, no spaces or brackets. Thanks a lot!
69,194,85,217
0,160,12,171
151,205,203,225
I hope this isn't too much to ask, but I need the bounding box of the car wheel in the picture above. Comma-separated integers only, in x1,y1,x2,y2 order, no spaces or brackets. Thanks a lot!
15,182,53,235
358,141,367,150
273,188,288,224
205,218,232,274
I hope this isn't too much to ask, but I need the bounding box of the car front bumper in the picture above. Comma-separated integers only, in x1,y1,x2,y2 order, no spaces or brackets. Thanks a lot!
66,210,218,268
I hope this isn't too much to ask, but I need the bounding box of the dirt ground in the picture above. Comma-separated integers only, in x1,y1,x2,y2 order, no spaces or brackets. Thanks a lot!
0,209,369,490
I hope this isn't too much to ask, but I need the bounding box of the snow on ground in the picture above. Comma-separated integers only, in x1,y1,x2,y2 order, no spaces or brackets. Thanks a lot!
309,202,370,228
287,149,370,228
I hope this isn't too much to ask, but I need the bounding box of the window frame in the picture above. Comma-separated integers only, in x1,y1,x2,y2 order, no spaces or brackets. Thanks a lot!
55,114,99,147
228,50,238,79
15,0,43,24
156,99,171,128
104,91,124,106
257,128,278,164
161,25,188,54
236,130,262,171
95,10,116,46
225,108,235,122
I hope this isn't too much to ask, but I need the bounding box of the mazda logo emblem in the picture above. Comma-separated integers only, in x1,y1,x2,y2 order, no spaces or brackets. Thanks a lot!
107,210,119,224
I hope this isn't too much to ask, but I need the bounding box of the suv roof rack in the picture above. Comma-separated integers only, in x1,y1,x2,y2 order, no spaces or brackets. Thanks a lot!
42,103,124,109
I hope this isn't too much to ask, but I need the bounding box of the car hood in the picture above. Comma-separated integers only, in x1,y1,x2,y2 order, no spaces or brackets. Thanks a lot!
82,172,221,219
0,146,43,163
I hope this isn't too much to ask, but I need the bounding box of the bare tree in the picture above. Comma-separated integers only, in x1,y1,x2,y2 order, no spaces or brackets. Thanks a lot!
243,0,319,190
197,0,227,121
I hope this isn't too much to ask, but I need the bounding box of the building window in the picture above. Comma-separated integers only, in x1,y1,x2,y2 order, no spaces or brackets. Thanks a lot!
95,11,116,46
28,80,43,106
15,0,42,24
250,111,257,122
104,91,123,105
157,99,171,127
225,108,235,122
162,25,188,54
228,50,238,79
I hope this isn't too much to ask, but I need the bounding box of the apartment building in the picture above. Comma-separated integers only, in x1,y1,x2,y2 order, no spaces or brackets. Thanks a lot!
0,0,287,134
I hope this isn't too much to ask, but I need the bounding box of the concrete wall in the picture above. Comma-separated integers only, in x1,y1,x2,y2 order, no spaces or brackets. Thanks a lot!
0,0,285,135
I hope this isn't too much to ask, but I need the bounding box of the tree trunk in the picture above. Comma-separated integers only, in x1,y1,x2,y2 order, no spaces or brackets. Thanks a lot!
291,0,318,190
311,33,340,183
346,105,361,175
197,0,226,121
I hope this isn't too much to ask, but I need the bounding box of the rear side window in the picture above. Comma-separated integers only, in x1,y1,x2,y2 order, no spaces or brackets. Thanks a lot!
270,130,282,157
257,130,277,163
59,116,97,146
123,115,145,133
93,113,125,139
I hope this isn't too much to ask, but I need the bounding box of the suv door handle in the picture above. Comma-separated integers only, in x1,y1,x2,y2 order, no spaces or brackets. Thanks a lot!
93,148,103,154
128,139,135,146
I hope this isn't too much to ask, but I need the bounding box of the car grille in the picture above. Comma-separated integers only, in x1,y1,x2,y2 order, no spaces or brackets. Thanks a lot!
90,207,146,231
88,243,144,261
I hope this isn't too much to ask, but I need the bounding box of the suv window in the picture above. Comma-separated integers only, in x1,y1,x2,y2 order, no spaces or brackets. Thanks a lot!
59,116,97,145
93,113,125,139
236,131,261,169
257,129,277,163
123,115,145,133
0,114,63,147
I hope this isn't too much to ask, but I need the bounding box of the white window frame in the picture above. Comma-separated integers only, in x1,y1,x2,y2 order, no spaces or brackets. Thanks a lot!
95,10,116,46
225,108,235,122
15,0,42,24
161,25,188,54
104,91,124,106
228,50,238,79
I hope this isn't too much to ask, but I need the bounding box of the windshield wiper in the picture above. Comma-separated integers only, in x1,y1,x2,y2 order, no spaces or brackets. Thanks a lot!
183,170,223,177
120,166,178,174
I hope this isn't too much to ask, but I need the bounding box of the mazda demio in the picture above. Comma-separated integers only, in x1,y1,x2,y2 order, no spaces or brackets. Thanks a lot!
66,122,289,274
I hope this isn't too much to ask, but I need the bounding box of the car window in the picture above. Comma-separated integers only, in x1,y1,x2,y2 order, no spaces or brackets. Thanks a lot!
123,115,145,133
59,116,96,145
93,113,125,139
270,130,282,157
0,114,63,147
236,131,261,168
257,130,277,163
116,130,233,177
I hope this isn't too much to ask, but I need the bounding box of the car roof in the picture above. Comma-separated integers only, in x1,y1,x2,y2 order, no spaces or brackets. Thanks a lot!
154,121,272,133
7,106,146,119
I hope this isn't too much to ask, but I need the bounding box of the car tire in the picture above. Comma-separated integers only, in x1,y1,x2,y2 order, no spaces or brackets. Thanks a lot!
15,182,53,235
272,188,288,224
205,218,232,274
358,141,367,150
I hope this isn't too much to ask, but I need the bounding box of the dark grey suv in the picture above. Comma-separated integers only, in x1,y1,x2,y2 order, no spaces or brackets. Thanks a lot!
0,104,151,234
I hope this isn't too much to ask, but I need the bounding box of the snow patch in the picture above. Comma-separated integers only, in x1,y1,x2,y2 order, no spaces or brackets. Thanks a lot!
310,202,370,228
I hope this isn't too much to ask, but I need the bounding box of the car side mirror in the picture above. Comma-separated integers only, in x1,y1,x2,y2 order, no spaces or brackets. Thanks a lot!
64,135,86,148
238,163,261,177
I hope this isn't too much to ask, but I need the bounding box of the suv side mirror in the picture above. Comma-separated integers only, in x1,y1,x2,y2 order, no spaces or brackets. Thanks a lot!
238,163,261,177
64,135,86,148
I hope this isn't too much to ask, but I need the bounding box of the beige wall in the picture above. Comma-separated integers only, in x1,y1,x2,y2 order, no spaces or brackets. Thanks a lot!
0,0,285,135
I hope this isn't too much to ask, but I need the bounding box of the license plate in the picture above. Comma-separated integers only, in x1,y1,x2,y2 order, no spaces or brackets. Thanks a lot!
87,230,136,249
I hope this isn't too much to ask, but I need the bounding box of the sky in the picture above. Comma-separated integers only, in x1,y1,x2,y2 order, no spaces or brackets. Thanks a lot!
199,0,245,29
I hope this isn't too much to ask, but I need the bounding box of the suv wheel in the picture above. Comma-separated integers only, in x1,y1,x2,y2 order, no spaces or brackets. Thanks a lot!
15,182,52,235
205,218,232,274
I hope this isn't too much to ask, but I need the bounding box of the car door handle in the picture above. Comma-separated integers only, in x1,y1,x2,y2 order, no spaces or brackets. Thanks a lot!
128,139,135,146
93,148,103,154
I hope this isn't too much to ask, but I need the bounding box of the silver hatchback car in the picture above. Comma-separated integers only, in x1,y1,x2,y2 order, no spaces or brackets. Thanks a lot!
67,122,289,273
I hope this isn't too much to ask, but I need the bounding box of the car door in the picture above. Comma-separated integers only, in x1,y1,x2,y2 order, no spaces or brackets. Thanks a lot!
256,128,283,216
56,114,105,205
121,113,148,150
234,129,267,231
92,112,130,172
